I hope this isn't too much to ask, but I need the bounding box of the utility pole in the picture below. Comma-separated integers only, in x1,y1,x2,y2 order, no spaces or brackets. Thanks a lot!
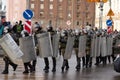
87,0,108,29
99,1,104,29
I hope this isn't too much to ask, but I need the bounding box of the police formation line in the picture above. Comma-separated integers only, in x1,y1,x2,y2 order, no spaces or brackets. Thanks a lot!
0,21,120,74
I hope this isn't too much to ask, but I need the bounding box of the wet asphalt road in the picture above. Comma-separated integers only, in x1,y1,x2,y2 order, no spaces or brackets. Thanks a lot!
0,54,120,80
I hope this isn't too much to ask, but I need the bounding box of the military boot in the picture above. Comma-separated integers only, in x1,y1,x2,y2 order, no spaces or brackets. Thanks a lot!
61,59,66,72
32,60,37,72
82,57,86,68
44,58,49,73
76,57,81,71
2,57,9,74
65,60,69,70
52,57,56,72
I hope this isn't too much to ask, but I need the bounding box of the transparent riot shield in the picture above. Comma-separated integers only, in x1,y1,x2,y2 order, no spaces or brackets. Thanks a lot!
0,33,23,64
19,36,36,63
36,32,53,58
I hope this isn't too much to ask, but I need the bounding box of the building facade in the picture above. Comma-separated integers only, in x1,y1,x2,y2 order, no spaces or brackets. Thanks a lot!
6,0,27,23
95,0,120,30
29,0,95,29
0,0,6,18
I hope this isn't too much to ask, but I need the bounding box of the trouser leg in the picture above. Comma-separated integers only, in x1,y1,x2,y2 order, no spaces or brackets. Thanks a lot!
52,57,56,72
107,55,111,63
59,48,61,55
66,59,69,70
86,55,90,68
27,62,33,73
95,56,99,66
61,59,66,72
9,59,18,71
44,57,49,73
2,57,9,74
75,48,80,70
23,62,29,74
103,56,107,66
76,56,81,70
44,57,49,70
32,60,37,71
111,54,116,62
89,57,92,67
82,57,85,67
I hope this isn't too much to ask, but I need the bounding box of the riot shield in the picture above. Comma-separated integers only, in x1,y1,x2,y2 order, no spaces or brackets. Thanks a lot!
19,36,36,63
94,37,101,57
106,37,113,56
36,32,53,58
101,37,107,57
64,36,75,59
0,33,23,64
90,36,95,57
52,34,60,57
78,35,87,57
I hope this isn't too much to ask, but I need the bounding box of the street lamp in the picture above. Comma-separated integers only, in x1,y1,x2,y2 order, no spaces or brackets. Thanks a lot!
99,1,104,29
87,0,108,29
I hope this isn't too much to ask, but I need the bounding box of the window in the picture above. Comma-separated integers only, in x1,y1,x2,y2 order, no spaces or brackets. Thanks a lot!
59,13,63,18
58,5,62,10
59,0,63,2
40,4,44,9
68,13,71,18
31,4,34,9
86,5,89,11
40,11,44,17
68,6,72,10
77,21,79,25
68,0,72,4
76,15,79,18
49,12,53,17
77,0,81,2
40,0,44,1
86,13,90,19
50,0,53,2
49,4,53,9
77,6,79,9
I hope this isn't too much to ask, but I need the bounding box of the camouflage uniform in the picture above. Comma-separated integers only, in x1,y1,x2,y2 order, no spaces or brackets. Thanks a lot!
59,33,69,72
43,27,57,72
86,33,92,68
74,34,80,70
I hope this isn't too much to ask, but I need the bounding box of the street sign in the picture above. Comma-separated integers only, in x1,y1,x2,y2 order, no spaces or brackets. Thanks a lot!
107,26,112,33
66,20,71,26
24,20,32,34
106,19,113,26
23,9,33,20
107,8,114,16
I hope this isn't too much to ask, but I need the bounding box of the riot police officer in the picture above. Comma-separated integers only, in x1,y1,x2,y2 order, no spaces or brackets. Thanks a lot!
43,25,57,73
1,22,18,74
74,29,80,71
59,30,69,72
85,30,92,68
